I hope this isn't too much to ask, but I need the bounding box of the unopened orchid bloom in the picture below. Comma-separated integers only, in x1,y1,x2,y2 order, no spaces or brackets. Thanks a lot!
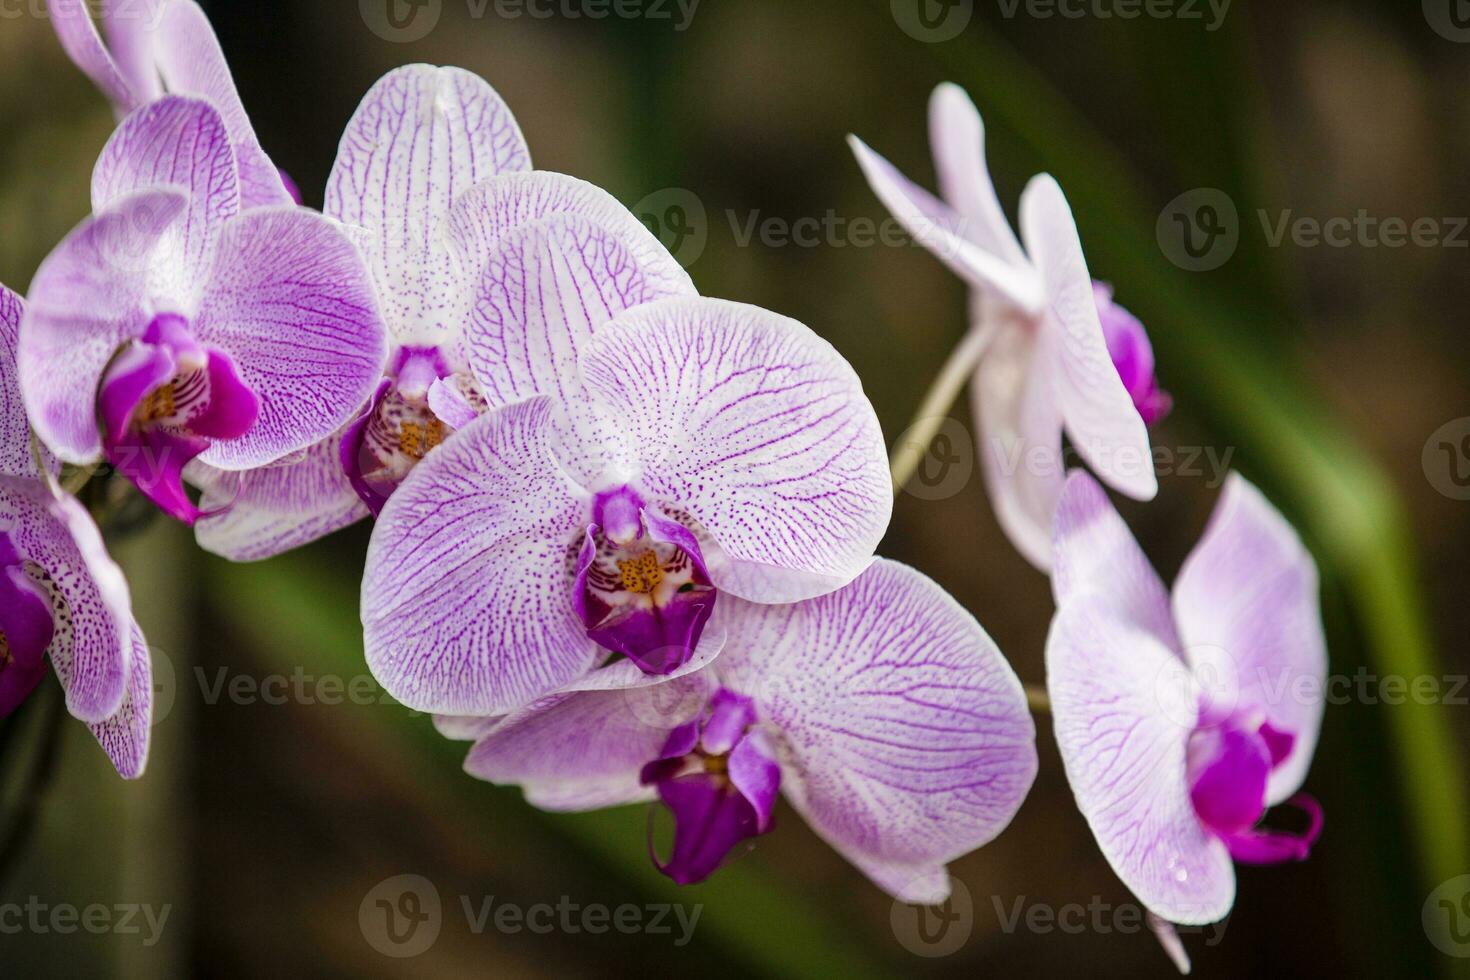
49,0,296,208
361,220,892,713
1,285,152,777
850,84,1167,570
18,95,386,525
448,559,1037,896
1046,470,1325,962
192,63,691,561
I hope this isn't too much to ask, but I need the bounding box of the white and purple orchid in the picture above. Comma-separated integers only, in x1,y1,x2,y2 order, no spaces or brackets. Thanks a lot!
850,84,1167,570
447,558,1038,898
1046,469,1325,940
49,0,297,209
192,63,691,561
17,94,387,524
1,284,151,778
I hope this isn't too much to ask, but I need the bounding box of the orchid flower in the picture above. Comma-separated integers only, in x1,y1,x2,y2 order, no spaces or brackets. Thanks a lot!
850,84,1166,570
192,63,691,561
1,285,151,778
49,0,296,209
1046,470,1325,962
444,558,1037,898
359,207,892,713
17,95,386,525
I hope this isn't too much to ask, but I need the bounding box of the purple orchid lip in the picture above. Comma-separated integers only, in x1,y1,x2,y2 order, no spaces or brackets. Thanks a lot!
98,314,260,524
639,689,780,885
575,491,717,676
0,531,55,718
1094,282,1171,427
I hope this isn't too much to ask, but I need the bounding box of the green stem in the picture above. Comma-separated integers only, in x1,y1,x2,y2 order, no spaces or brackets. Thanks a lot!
889,324,994,493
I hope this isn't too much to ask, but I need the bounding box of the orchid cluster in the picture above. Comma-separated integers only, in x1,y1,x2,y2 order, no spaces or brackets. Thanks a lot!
0,2,1328,970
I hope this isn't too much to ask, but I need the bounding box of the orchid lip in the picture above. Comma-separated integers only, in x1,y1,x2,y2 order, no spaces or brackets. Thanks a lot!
97,314,260,524
0,531,55,718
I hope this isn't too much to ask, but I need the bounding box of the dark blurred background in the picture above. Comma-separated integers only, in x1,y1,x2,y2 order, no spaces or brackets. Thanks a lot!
1,0,1468,976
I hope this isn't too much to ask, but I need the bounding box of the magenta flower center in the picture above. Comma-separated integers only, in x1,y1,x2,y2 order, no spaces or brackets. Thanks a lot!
1093,282,1171,427
0,531,55,718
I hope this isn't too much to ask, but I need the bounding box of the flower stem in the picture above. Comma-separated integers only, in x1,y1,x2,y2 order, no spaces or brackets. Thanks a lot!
889,324,995,494
1025,684,1050,713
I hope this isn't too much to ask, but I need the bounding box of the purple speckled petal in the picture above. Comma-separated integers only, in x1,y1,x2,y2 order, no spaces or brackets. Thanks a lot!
91,96,239,284
86,617,152,779
847,136,1044,314
463,213,678,485
153,0,293,209
928,84,1028,267
190,438,368,562
972,323,1065,571
1172,474,1326,805
1018,175,1156,502
0,286,49,478
581,297,892,599
715,559,1038,904
48,0,141,113
1051,470,1180,650
463,673,716,809
192,207,387,470
448,170,694,297
19,188,189,464
1046,595,1235,925
324,64,531,348
362,397,596,715
0,482,133,724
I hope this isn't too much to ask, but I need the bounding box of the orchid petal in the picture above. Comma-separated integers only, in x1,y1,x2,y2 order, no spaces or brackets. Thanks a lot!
100,0,164,104
193,207,387,470
581,297,892,596
324,64,531,347
716,559,1038,903
928,83,1027,267
0,286,47,478
189,439,368,562
87,618,152,779
1019,175,1156,501
847,135,1044,314
1047,596,1235,925
1172,474,1326,804
19,188,189,464
91,96,239,284
448,170,694,296
362,397,595,715
48,0,140,113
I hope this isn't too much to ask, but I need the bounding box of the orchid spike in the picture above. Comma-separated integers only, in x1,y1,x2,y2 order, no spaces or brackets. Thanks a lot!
850,83,1168,570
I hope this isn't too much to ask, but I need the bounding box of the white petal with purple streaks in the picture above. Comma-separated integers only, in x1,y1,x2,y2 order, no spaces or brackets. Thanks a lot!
928,83,1028,268
87,618,152,779
48,0,141,113
580,297,892,598
0,286,44,478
